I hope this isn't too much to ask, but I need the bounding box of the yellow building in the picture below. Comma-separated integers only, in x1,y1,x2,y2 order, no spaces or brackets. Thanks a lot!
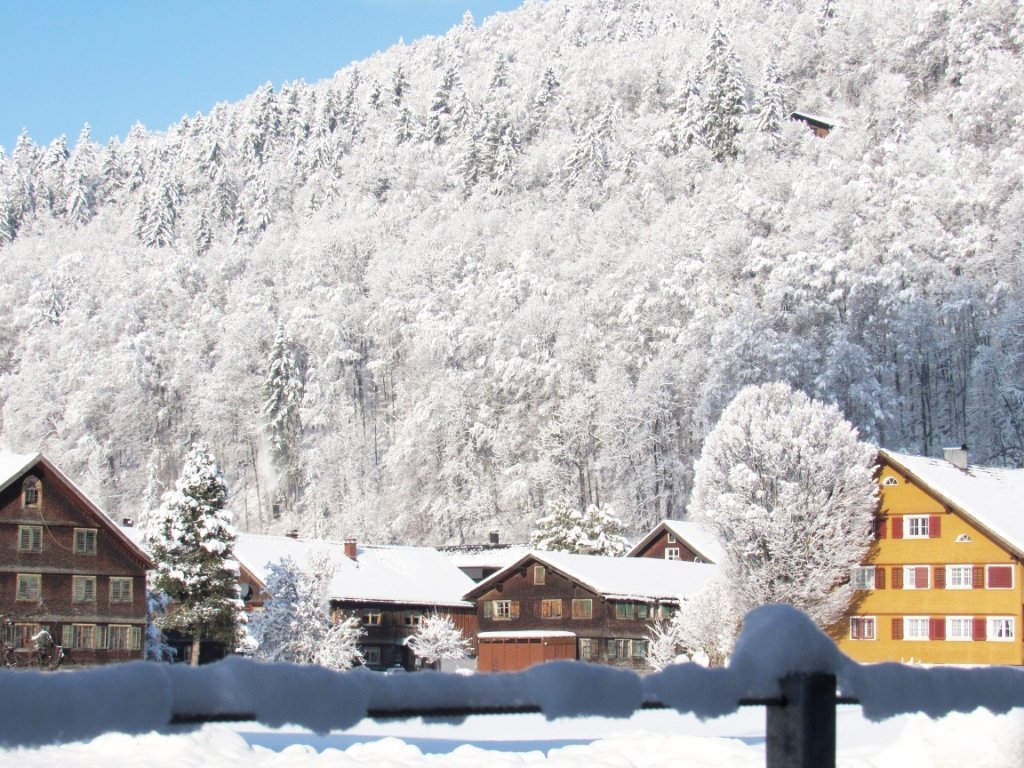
839,447,1024,666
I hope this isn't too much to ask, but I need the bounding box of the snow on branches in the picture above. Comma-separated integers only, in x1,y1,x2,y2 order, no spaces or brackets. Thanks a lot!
530,499,629,555
406,613,472,667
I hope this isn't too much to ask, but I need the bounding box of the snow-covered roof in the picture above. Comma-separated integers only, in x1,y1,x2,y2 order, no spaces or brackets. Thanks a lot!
233,534,476,608
626,519,724,564
477,630,577,639
881,449,1024,557
466,550,717,603
441,545,532,570
790,110,842,128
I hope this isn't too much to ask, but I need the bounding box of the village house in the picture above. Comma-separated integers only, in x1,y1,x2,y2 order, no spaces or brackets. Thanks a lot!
841,447,1024,665
626,519,723,563
0,453,152,665
234,533,478,670
464,550,717,672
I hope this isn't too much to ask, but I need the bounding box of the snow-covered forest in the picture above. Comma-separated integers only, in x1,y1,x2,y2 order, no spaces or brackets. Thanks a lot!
1,0,1023,544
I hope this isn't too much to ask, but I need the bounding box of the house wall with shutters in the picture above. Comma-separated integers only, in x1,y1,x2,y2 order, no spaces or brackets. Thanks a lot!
0,459,150,664
630,529,703,562
838,460,1024,665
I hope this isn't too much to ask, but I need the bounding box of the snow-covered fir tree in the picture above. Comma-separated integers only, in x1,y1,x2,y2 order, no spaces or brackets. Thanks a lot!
690,383,877,629
530,500,629,555
406,613,472,668
262,323,304,514
149,442,244,665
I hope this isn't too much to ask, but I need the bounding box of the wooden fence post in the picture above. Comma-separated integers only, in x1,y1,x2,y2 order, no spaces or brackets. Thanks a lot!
765,672,837,768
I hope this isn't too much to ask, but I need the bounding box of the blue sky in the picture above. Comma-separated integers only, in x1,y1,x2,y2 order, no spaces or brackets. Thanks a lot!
0,0,523,152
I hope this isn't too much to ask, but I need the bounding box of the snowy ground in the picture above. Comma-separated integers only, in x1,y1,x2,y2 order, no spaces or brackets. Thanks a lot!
7,705,1022,767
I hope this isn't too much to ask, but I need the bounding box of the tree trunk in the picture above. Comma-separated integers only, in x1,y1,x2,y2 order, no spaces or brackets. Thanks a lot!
190,631,201,667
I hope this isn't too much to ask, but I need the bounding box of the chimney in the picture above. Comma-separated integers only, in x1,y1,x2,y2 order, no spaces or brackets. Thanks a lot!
285,529,299,539
344,537,358,561
121,517,134,527
944,445,968,470
489,530,500,545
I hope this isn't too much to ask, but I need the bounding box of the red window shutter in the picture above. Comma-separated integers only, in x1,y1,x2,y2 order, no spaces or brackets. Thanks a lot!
891,617,904,640
973,565,985,589
874,518,887,540
930,618,946,640
929,516,941,538
892,517,904,539
875,568,886,589
934,566,946,589
973,617,987,641
987,565,1013,589
891,567,904,589
915,566,930,588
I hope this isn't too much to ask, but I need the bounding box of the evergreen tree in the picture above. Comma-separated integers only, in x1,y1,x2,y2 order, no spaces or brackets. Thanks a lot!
253,557,302,662
150,442,243,666
391,63,409,108
64,124,97,226
530,499,628,555
754,59,787,150
263,324,304,510
700,23,747,161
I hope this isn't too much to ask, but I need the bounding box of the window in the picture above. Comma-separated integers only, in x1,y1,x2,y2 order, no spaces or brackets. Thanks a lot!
987,565,1014,589
540,599,562,619
615,602,634,619
365,647,381,665
849,617,875,640
657,604,676,619
955,533,972,543
13,623,41,649
904,617,930,640
578,638,594,660
946,565,973,589
16,574,41,601
882,476,899,486
403,610,423,626
904,516,930,538
988,617,1015,641
947,616,973,641
632,639,649,659
110,577,133,603
903,565,930,590
492,600,512,620
67,624,96,650
17,525,42,553
362,609,382,626
571,599,593,620
610,639,629,659
73,576,96,602
534,565,546,585
22,477,40,507
666,533,677,543
664,547,681,560
109,625,131,650
850,566,875,590
74,528,97,555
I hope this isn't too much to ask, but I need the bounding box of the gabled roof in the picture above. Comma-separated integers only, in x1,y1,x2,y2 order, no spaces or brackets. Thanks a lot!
233,533,476,608
626,519,724,563
441,544,532,571
0,452,153,569
464,549,718,603
880,449,1024,557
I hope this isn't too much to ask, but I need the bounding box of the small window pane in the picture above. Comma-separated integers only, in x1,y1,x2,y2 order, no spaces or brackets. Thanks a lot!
74,529,97,555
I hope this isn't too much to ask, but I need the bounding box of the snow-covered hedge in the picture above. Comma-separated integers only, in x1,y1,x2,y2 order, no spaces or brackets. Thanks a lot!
2,606,1022,748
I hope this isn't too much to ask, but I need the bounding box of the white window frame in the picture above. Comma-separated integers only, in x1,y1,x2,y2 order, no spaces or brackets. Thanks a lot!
540,598,562,619
534,565,546,585
16,573,42,602
986,564,1015,590
72,575,97,603
664,547,681,561
904,616,930,641
946,565,973,589
987,617,1015,642
493,600,512,620
362,609,382,626
946,616,973,641
666,533,677,543
74,528,97,555
571,598,593,620
17,525,42,553
850,616,876,640
903,565,930,590
109,577,133,603
904,515,930,539
882,476,899,486
71,624,96,650
850,566,875,590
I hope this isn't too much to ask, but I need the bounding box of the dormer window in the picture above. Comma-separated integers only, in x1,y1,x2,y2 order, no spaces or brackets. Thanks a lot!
22,477,41,508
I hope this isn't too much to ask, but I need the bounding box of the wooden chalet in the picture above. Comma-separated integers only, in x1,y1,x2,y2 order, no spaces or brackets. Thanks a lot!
234,534,478,670
0,453,152,665
790,110,839,137
464,550,718,672
627,519,723,563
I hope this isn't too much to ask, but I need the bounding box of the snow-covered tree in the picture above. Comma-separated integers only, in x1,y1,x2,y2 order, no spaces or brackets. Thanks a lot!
530,499,629,555
406,612,471,667
262,324,304,512
672,581,740,667
252,556,303,663
754,59,786,150
149,442,244,666
700,23,747,161
145,589,177,662
645,618,684,671
690,383,878,629
316,613,365,671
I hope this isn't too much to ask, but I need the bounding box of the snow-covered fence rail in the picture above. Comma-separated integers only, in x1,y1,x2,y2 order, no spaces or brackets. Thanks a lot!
2,607,1022,767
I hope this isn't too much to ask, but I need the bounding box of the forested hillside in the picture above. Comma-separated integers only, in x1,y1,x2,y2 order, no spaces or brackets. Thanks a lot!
1,0,1022,544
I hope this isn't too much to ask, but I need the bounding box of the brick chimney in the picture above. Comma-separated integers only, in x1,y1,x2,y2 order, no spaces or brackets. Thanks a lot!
489,530,500,545
944,445,968,470
343,537,358,561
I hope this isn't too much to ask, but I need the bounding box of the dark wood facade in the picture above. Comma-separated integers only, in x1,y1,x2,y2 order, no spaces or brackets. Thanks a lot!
467,554,672,672
630,529,704,562
0,456,152,665
333,601,478,670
